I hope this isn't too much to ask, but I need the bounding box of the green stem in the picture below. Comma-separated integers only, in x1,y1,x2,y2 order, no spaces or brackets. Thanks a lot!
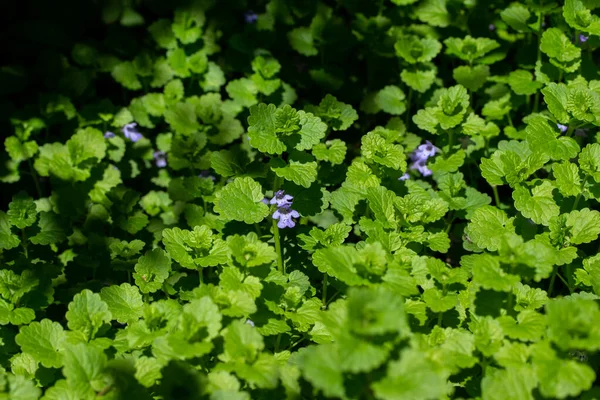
492,185,501,207
254,223,263,239
506,113,514,127
199,268,204,285
322,274,328,307
21,229,28,259
533,9,544,113
507,291,514,315
447,130,455,153
27,158,43,198
548,265,558,297
272,175,284,273
571,175,589,211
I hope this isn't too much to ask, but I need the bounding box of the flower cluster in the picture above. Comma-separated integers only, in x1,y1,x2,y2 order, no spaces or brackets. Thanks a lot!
404,140,440,179
269,190,299,229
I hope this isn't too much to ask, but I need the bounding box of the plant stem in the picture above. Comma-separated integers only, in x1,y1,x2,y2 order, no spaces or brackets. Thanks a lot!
27,158,43,198
571,175,588,211
492,185,501,207
548,265,558,297
322,274,328,307
21,229,28,259
199,268,204,285
533,8,544,113
272,175,284,273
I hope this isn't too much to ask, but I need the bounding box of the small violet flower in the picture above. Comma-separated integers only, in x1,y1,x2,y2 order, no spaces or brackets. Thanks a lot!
104,131,115,139
244,11,258,24
273,206,300,229
153,151,167,168
122,122,143,142
489,24,495,31
410,159,433,177
415,140,440,159
557,123,568,133
270,190,294,208
246,319,255,327
399,173,410,181
580,34,589,43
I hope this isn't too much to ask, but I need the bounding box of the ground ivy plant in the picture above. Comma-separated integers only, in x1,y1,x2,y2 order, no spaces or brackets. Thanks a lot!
2,0,600,399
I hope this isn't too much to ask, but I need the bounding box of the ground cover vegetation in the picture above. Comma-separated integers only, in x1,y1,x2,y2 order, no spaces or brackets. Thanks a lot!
2,0,600,398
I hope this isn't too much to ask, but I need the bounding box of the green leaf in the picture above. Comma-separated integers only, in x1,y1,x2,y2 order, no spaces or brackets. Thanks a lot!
541,28,581,65
366,186,398,229
148,19,177,49
164,102,200,135
112,61,142,90
66,289,111,340
395,36,442,64
361,132,406,170
401,68,437,93
541,83,569,123
481,366,537,400
220,320,264,363
7,193,37,229
579,143,600,182
444,36,500,62
415,0,450,27
297,344,345,398
312,246,369,286
307,94,358,131
453,65,489,92
295,110,327,151
464,206,515,251
501,3,533,32
564,0,600,35
498,311,546,342
134,249,172,293
312,139,347,165
288,27,318,56
513,182,560,226
533,342,595,399
566,208,600,244
0,211,19,250
247,103,285,155
546,297,600,351
372,348,448,400
468,254,520,292
226,78,258,108
271,160,317,188
214,177,270,224
5,137,38,163
61,343,107,398
553,162,581,197
100,283,143,324
374,86,406,115
508,70,542,96
16,319,65,368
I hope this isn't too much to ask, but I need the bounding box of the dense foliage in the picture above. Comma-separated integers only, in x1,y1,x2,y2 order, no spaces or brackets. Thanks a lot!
2,0,600,398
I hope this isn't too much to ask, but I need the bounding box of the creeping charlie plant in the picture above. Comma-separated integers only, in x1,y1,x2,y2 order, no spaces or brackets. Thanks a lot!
2,0,600,399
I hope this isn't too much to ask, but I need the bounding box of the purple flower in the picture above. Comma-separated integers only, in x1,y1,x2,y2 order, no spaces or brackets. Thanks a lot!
557,123,568,133
410,159,433,177
270,190,294,208
122,123,143,142
273,206,300,229
489,24,495,31
244,11,258,24
399,173,410,181
104,131,115,139
261,198,269,205
153,151,167,168
580,34,589,43
246,319,255,327
198,170,217,181
415,140,440,159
